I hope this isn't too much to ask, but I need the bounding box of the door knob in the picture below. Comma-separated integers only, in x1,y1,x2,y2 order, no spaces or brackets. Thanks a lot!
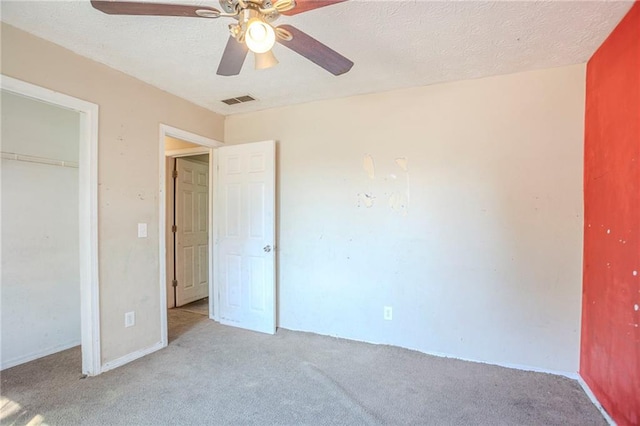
263,245,272,253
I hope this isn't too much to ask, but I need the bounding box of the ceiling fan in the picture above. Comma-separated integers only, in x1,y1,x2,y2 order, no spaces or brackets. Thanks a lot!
90,0,354,76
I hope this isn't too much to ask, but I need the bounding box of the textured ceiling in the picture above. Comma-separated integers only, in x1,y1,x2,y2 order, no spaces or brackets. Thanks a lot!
1,0,633,115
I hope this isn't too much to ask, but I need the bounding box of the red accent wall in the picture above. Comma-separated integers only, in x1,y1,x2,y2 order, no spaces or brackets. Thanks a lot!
581,3,640,425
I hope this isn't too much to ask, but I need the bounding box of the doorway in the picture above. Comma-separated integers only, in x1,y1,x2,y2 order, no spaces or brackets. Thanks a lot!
159,126,222,345
167,147,210,314
158,126,278,347
0,76,99,376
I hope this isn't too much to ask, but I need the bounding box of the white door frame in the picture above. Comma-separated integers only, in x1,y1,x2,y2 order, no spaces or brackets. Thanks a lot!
1,75,101,376
158,124,223,346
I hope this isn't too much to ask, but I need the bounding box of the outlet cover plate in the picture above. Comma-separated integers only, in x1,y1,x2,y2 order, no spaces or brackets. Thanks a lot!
384,306,393,321
125,311,135,327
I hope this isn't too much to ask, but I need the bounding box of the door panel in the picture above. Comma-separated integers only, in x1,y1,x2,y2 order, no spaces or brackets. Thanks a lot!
216,140,275,334
176,157,209,306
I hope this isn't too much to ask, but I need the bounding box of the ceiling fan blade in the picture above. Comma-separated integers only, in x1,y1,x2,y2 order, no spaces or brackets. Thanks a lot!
217,37,249,76
280,0,346,16
90,1,221,18
276,25,353,76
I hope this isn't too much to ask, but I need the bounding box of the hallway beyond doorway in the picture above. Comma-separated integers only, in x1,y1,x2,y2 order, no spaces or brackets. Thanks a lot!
174,297,208,317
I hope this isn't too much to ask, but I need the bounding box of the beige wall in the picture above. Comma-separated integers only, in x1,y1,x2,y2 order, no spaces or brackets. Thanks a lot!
226,64,586,373
1,23,224,364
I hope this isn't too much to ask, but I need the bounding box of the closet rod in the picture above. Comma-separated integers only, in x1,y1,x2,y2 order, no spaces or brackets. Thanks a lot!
1,151,79,169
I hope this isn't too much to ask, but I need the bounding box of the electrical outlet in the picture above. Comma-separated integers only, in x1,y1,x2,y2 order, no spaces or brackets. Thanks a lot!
125,311,135,328
384,306,393,321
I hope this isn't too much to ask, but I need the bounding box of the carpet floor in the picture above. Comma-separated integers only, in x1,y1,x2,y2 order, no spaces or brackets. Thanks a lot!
1,310,605,426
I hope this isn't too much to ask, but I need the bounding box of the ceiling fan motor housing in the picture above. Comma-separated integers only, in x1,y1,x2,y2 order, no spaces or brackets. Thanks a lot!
227,0,281,43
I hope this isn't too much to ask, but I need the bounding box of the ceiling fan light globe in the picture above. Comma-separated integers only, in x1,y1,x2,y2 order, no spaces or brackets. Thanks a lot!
255,50,279,70
245,19,276,54
250,24,266,40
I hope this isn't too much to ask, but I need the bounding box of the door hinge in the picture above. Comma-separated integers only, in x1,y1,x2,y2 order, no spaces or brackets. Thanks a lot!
172,169,178,179
171,225,177,233
172,279,178,288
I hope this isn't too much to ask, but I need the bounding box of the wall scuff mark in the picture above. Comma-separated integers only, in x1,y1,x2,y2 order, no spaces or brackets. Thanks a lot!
363,154,375,180
388,192,406,215
395,157,408,172
389,157,410,216
357,155,410,215
357,192,375,208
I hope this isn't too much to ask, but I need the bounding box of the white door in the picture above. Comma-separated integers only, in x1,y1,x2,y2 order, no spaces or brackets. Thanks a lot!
216,140,276,334
175,157,209,306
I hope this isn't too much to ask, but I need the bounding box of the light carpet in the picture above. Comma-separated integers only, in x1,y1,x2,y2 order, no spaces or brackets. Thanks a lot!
0,310,605,425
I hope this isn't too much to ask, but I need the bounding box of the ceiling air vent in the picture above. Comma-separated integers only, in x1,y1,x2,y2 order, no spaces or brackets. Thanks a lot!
221,95,256,105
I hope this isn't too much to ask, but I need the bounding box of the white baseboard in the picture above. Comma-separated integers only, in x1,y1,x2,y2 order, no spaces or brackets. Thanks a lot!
423,349,578,379
0,339,80,371
100,341,165,374
577,375,616,426
282,327,578,379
